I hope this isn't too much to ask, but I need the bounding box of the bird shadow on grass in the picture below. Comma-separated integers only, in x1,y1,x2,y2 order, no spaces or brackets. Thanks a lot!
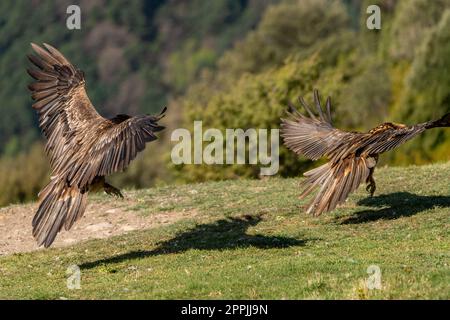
339,192,450,224
80,214,308,269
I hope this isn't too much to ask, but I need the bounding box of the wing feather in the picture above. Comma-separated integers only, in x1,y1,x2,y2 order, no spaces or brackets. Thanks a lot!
28,43,103,172
60,109,166,187
361,125,427,155
281,91,366,161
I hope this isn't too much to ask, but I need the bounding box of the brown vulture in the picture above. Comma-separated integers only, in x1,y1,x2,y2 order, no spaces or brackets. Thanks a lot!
281,89,450,216
27,43,166,247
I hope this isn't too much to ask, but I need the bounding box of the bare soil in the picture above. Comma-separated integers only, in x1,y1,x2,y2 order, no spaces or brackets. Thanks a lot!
0,195,195,255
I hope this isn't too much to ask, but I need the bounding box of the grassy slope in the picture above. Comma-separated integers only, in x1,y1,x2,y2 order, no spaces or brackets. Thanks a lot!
0,163,449,299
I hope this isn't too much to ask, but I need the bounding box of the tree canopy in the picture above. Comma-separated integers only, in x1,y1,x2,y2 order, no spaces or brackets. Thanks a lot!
1,0,450,205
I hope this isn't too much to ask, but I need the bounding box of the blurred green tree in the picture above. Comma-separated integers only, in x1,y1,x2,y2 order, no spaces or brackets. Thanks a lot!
391,10,450,164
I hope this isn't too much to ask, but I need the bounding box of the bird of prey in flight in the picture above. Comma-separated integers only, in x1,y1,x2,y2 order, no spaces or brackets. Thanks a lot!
281,90,450,216
27,43,166,247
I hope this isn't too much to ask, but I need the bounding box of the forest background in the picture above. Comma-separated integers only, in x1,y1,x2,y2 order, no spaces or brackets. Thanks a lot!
1,0,449,206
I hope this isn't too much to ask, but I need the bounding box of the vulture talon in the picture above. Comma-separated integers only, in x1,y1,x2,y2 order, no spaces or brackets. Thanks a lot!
104,183,124,199
366,182,376,197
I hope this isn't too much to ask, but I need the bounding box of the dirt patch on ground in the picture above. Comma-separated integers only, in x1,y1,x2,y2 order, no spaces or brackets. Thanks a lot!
0,197,196,256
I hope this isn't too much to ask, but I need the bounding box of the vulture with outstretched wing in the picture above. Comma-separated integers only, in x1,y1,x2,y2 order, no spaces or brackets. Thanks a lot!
28,43,166,247
281,89,450,216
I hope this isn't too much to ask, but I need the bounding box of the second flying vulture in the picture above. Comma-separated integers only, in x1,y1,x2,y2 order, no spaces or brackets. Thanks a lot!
281,90,450,216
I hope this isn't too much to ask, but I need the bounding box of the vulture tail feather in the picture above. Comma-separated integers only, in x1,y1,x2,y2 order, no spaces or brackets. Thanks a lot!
33,179,88,247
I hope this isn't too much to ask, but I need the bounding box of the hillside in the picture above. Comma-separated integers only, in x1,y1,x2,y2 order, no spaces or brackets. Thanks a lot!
0,163,449,299
2,0,450,207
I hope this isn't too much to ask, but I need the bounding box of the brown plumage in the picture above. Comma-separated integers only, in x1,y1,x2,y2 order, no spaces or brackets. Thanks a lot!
281,89,450,216
27,43,166,247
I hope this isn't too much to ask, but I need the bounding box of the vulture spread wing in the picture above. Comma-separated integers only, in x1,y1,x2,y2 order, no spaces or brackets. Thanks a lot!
360,124,428,155
28,43,165,247
63,111,166,187
28,43,103,171
281,90,368,161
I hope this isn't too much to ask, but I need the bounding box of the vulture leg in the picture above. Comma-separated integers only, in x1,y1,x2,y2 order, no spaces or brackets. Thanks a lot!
88,176,123,198
89,176,106,192
104,182,124,198
365,168,376,197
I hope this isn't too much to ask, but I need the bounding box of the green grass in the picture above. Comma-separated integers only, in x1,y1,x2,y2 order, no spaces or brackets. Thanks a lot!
0,163,449,299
